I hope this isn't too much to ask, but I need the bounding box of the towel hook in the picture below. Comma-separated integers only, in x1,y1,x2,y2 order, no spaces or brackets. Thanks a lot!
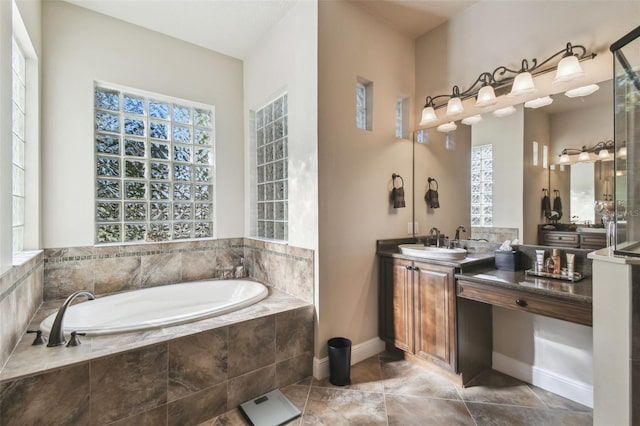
428,177,438,191
392,173,404,189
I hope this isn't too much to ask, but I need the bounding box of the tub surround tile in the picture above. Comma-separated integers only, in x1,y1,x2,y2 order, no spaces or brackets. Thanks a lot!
276,306,314,362
0,291,19,370
94,256,142,294
44,258,95,301
141,253,182,288
90,344,168,424
168,382,227,426
0,363,90,425
227,364,277,408
277,352,313,388
108,405,168,426
169,328,229,402
228,316,275,378
181,249,217,282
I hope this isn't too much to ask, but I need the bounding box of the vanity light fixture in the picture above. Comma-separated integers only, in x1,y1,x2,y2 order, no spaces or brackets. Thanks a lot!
565,84,600,98
417,42,596,129
437,121,457,133
558,139,615,164
461,115,482,125
492,106,517,117
524,96,554,109
553,43,586,84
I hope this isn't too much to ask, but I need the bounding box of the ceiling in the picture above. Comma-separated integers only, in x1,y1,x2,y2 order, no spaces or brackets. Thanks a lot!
63,0,477,60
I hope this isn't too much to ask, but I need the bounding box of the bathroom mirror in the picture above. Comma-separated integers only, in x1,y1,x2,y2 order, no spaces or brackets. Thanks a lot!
414,78,613,245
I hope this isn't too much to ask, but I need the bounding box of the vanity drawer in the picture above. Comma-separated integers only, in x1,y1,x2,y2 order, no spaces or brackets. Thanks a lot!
538,231,580,248
457,279,591,326
580,233,606,250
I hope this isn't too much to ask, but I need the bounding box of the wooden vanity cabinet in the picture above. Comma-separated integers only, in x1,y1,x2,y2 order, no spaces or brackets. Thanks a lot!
379,256,456,372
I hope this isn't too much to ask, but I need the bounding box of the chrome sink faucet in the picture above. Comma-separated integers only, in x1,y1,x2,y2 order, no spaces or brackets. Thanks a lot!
47,290,95,347
429,227,441,247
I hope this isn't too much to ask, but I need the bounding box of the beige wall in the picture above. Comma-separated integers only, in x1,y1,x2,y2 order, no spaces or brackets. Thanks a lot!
243,1,318,251
318,1,415,357
41,1,244,248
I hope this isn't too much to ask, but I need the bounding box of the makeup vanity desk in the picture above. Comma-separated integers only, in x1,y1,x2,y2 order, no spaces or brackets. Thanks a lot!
454,266,592,385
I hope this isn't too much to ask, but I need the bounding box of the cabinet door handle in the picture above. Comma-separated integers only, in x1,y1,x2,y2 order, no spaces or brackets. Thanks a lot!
406,265,412,270
515,299,528,307
413,266,419,271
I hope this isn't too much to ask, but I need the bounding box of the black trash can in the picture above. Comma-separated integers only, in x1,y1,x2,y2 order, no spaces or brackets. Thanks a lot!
327,337,351,386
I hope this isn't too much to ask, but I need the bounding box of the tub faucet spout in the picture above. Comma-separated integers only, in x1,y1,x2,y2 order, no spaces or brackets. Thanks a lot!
47,290,95,347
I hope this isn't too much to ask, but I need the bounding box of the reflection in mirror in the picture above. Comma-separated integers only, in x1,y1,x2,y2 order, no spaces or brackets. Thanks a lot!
467,79,613,245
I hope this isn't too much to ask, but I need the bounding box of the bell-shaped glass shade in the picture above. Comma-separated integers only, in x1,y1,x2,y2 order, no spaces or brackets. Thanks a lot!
436,121,457,133
446,97,463,117
618,146,628,158
524,96,553,109
558,154,572,164
508,72,537,97
475,86,497,107
565,84,599,98
598,149,610,160
420,106,437,126
578,151,592,162
554,55,584,84
492,106,516,117
461,115,482,125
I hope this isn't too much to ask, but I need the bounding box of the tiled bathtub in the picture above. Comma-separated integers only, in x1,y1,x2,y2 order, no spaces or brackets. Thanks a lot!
0,287,314,425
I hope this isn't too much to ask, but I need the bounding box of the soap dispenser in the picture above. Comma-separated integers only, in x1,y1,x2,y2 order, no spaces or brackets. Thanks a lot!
551,248,561,274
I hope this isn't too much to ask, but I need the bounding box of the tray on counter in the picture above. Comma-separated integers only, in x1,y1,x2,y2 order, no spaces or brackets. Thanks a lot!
524,269,585,283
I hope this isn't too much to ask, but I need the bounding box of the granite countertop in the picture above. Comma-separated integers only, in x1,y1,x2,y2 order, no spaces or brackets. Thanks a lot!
456,265,592,304
0,286,311,383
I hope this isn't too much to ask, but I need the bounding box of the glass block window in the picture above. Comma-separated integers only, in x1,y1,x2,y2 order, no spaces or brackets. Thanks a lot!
471,144,493,226
94,84,215,244
12,38,26,253
256,93,288,241
356,77,373,131
395,98,410,139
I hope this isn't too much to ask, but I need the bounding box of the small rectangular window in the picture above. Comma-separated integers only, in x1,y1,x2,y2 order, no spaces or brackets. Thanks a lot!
255,93,288,241
471,144,493,227
395,97,410,139
12,38,26,254
356,77,373,131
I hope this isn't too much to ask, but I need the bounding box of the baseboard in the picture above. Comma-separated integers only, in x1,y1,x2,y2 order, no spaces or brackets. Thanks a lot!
493,351,593,408
313,337,385,380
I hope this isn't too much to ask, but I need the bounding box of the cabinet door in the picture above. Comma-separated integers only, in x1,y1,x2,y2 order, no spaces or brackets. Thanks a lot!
379,257,413,352
413,262,456,370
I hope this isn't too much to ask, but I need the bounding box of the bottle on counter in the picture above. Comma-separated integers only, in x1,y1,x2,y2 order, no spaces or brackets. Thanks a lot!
551,248,561,275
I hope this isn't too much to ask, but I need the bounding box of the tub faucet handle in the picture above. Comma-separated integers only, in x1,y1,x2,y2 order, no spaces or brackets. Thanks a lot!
66,331,86,347
27,330,47,346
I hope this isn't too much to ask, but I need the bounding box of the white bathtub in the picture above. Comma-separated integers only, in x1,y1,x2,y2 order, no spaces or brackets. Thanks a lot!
40,279,268,336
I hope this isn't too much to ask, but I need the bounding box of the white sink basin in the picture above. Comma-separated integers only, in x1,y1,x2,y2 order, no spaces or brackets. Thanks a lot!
399,244,467,261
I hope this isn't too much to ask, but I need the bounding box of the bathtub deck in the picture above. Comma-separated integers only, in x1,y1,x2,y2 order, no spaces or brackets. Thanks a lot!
0,286,311,383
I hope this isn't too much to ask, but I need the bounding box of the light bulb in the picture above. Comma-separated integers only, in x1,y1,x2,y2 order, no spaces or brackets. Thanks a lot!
578,151,592,162
558,154,571,164
565,84,599,98
461,115,482,125
618,146,627,158
437,121,457,133
598,149,610,160
524,96,553,109
492,106,516,117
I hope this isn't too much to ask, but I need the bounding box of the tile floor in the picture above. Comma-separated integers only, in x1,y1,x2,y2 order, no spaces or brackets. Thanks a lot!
200,351,592,425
